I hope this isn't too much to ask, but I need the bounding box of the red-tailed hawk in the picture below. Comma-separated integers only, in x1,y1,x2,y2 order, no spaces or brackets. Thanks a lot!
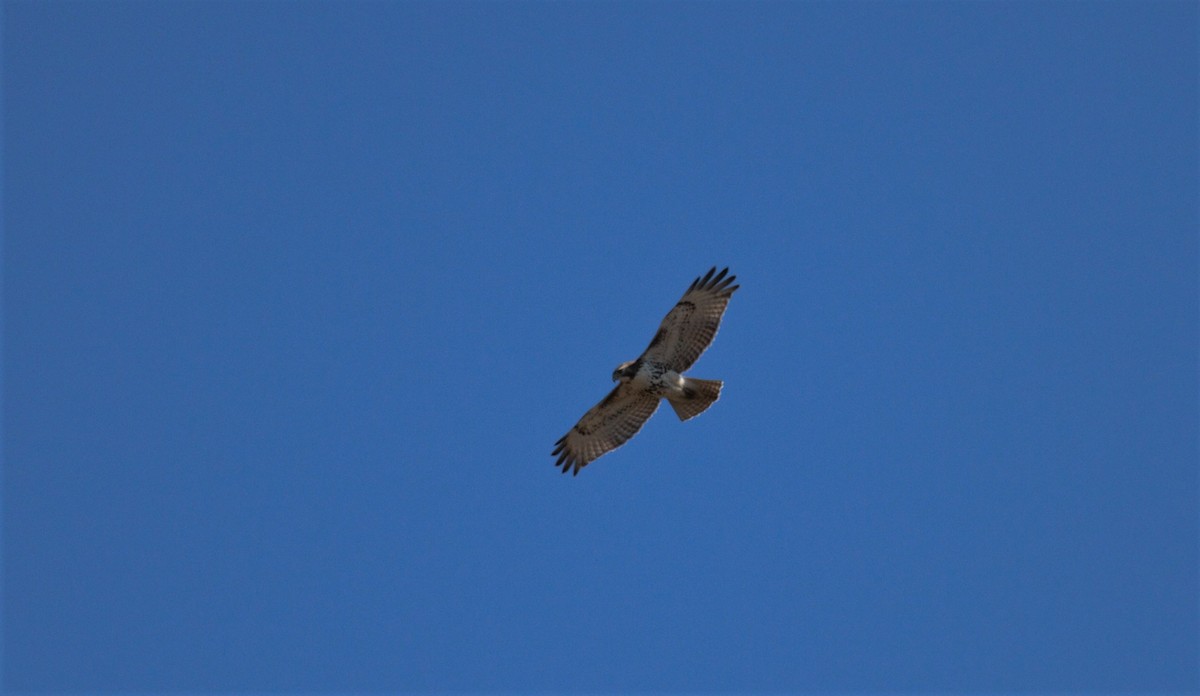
552,267,739,475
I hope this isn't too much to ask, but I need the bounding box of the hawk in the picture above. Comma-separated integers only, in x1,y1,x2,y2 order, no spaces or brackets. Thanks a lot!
552,267,739,475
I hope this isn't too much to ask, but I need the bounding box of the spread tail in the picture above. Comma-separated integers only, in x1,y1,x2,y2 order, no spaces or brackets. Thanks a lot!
667,378,722,421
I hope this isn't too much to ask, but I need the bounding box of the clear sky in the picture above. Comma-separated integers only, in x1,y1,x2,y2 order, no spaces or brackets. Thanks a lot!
4,1,1197,692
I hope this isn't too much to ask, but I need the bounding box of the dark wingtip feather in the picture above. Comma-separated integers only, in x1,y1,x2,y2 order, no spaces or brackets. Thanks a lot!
689,267,716,293
690,267,738,296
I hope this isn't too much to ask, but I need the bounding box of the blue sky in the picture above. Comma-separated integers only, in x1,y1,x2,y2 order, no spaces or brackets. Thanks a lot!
4,1,1197,692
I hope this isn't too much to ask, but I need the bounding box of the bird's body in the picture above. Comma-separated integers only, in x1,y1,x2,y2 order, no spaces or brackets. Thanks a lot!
553,267,739,475
616,359,683,398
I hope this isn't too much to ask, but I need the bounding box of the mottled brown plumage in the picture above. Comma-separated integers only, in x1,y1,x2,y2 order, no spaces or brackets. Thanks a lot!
641,266,739,372
553,267,739,475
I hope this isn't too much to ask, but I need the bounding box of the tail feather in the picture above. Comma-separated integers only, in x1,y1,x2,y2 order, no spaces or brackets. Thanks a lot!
668,378,722,421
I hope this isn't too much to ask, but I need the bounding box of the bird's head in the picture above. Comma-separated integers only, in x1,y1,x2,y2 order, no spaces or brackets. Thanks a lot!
612,361,637,382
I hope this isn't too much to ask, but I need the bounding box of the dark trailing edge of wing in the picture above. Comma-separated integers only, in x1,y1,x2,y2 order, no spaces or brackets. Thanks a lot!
687,266,739,297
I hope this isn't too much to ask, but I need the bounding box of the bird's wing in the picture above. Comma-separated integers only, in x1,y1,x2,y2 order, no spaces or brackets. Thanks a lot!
640,267,739,372
552,383,661,475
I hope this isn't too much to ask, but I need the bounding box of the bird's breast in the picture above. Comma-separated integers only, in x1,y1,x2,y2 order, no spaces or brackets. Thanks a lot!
631,362,683,396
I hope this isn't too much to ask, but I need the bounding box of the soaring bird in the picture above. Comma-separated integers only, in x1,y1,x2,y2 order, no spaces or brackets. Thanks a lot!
552,267,739,475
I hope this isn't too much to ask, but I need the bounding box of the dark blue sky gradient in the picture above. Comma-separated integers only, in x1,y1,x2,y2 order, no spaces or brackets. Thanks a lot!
4,1,1197,692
